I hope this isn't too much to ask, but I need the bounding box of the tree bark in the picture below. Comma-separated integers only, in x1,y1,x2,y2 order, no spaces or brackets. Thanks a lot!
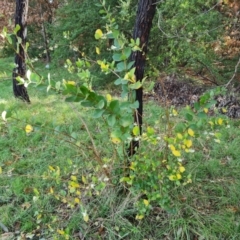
128,0,157,156
13,0,30,103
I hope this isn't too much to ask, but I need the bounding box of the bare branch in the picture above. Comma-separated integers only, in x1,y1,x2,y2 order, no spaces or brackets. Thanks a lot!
225,55,240,88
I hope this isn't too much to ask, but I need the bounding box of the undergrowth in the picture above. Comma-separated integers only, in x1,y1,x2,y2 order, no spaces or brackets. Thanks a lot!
1,56,240,239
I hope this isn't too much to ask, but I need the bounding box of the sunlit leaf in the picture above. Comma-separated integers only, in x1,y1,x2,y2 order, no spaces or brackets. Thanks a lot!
111,137,121,144
96,47,100,55
71,175,77,181
187,128,194,137
179,166,185,173
49,165,55,171
25,124,33,133
143,199,149,206
106,93,112,102
82,176,87,184
177,133,183,139
184,139,192,148
172,149,181,157
218,118,223,125
82,212,89,222
172,109,178,116
135,214,144,220
133,126,140,136
57,229,65,235
95,29,103,39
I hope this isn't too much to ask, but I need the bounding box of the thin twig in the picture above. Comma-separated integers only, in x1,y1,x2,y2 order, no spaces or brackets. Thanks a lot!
68,102,110,178
225,55,240,88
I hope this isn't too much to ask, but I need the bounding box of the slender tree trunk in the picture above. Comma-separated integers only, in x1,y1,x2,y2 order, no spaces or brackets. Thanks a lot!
40,4,51,64
13,0,30,103
128,0,157,156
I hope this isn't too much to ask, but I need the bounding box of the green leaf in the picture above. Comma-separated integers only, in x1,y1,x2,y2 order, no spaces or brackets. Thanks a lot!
107,115,116,127
81,100,93,107
108,100,120,114
116,62,126,72
127,61,135,70
129,81,142,89
92,109,105,118
113,53,122,61
14,24,21,34
121,84,129,98
114,78,127,85
197,111,207,119
119,116,132,127
193,102,200,111
123,47,132,59
131,101,139,109
80,85,90,96
96,99,105,109
6,35,12,45
185,113,193,121
175,122,185,133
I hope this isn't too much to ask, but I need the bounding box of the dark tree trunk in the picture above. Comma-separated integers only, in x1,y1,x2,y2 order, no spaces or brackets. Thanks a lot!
13,0,30,103
128,0,157,156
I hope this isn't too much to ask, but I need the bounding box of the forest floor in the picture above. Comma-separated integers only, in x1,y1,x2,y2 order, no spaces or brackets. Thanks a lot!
1,57,240,239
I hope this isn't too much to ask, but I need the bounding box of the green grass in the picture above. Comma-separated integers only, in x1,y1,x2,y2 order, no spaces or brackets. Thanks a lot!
1,57,240,239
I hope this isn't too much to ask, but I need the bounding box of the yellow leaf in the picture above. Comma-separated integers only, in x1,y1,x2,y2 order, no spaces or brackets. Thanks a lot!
48,165,55,171
100,62,109,71
218,118,223,125
184,139,192,148
176,173,182,180
208,121,214,126
111,137,121,144
106,93,112,102
168,175,175,181
67,81,76,86
222,107,227,113
143,199,149,206
25,124,33,133
177,133,183,139
172,109,178,116
74,198,80,204
49,187,54,194
203,108,208,113
94,29,103,39
0,167,2,174
166,165,171,170
187,128,194,137
82,175,87,184
71,175,77,181
129,162,135,171
96,47,100,55
57,229,65,235
169,144,176,151
69,181,80,188
83,212,89,222
135,214,144,220
172,149,181,157
179,166,185,173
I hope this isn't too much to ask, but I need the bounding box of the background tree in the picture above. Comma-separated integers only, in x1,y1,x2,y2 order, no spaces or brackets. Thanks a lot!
12,0,30,102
